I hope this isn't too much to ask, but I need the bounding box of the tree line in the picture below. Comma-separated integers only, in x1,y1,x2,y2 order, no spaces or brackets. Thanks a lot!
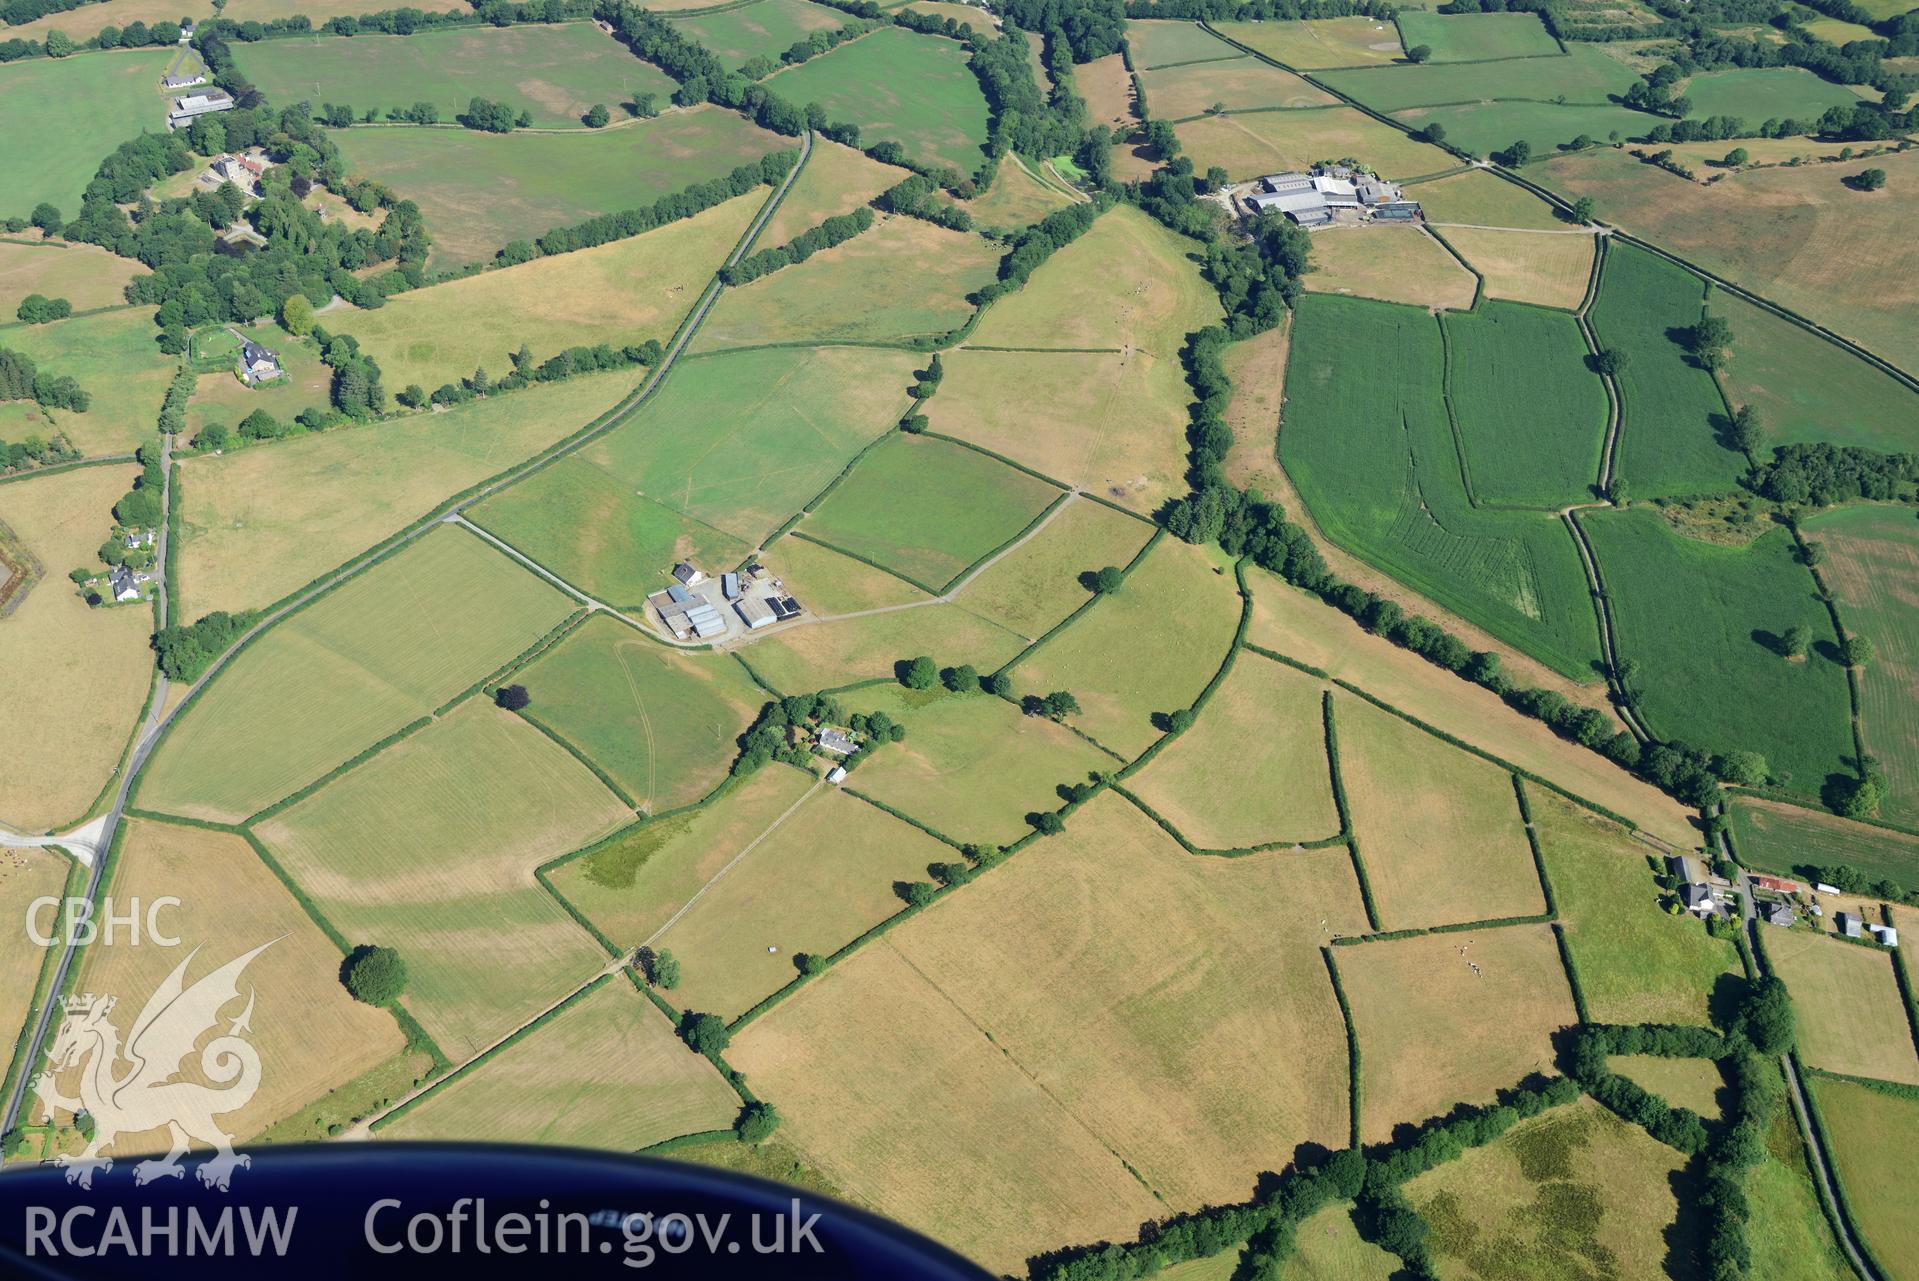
719,206,873,286
0,347,89,413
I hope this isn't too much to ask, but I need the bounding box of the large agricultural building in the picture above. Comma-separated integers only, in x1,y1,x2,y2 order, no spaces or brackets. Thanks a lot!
1243,166,1419,228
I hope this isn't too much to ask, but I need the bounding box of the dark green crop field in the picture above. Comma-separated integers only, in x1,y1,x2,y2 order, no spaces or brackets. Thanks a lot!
1279,294,1602,679
1587,242,1746,498
1445,302,1609,510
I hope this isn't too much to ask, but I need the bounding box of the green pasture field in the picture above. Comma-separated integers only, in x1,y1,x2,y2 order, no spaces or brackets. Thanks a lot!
1581,509,1854,796
174,371,630,620
467,456,752,608
549,765,816,950
1392,101,1661,161
666,0,848,71
1280,1206,1399,1281
1211,16,1404,69
1678,68,1862,126
1766,928,1919,1084
1608,1054,1725,1118
1278,294,1602,679
1128,652,1340,849
761,533,932,615
332,106,787,270
585,344,921,546
1534,147,1919,377
1801,16,1879,41
1319,44,1638,114
926,349,1193,517
1731,796,1919,889
737,601,1027,693
1337,924,1578,1142
1812,1077,1919,1279
0,48,174,219
1125,19,1241,69
1394,10,1563,61
2,306,175,456
1406,168,1568,229
1336,692,1545,930
1176,106,1455,182
1748,1081,1860,1281
969,202,1224,352
185,326,331,439
762,27,990,175
758,137,907,245
140,525,576,824
1443,302,1609,509
1713,289,1919,454
234,25,674,130
1007,535,1242,759
1587,241,1745,495
799,433,1061,592
383,979,739,1149
514,615,765,813
691,214,1000,350
0,241,138,317
957,497,1154,640
1535,792,1736,1025
836,683,1116,846
1406,1098,1685,1281
656,785,950,1019
256,700,629,1060
1802,505,1919,827
1137,57,1337,119
324,192,759,392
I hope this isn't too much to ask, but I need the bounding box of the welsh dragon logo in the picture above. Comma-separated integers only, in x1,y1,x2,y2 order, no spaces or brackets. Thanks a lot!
37,940,275,1191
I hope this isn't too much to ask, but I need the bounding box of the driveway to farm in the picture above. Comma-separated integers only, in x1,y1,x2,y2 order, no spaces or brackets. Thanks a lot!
0,132,817,1135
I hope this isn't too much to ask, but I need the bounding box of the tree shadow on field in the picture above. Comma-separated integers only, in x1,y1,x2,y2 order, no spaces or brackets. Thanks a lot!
1663,1161,1711,1279
1812,638,1844,665
1706,971,1751,1033
1750,628,1792,657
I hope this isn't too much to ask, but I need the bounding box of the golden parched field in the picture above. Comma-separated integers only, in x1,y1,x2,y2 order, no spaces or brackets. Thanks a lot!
970,202,1223,353
0,846,69,1077
730,794,1369,1271
736,601,1027,694
962,157,1078,231
174,371,632,619
836,682,1117,847
382,979,739,1150
549,764,817,951
1175,108,1453,184
1607,1054,1725,1118
325,193,760,393
1765,929,1919,1086
1010,536,1244,758
0,241,138,317
1212,17,1406,69
1129,652,1341,850
928,348,1192,514
1246,568,1700,847
1335,924,1577,1142
1405,1097,1686,1281
692,215,1001,350
142,525,576,824
1137,59,1338,120
758,138,907,246
1439,227,1596,310
1301,226,1477,311
59,818,405,1147
1336,693,1546,931
255,700,629,1061
1537,147,1919,377
654,786,951,1020
0,464,154,834
957,497,1154,640
759,533,932,616
1407,168,1571,232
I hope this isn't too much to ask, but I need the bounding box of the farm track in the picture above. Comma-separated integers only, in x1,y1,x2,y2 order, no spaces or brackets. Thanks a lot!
0,131,816,1138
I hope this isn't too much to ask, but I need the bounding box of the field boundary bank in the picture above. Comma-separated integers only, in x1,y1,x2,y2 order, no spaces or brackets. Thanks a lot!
1559,508,1652,743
